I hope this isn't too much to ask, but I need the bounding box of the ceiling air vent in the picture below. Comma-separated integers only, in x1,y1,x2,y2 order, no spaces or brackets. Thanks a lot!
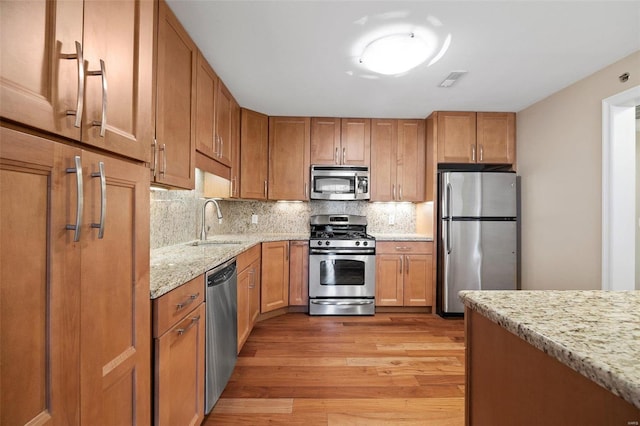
439,71,467,88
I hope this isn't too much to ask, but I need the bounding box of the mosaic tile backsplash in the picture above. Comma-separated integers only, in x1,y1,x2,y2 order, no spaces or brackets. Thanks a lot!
151,170,422,249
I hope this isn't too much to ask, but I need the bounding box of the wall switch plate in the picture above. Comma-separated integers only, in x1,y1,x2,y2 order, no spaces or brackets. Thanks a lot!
251,214,258,224
388,214,395,225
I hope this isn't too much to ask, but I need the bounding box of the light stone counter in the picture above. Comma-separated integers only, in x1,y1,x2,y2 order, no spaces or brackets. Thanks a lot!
150,233,309,299
459,290,640,410
372,233,433,241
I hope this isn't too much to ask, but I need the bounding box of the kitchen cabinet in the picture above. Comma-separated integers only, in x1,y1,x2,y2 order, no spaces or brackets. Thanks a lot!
214,80,234,167
289,241,309,307
240,108,269,199
261,241,290,313
434,111,515,165
310,118,371,166
237,244,262,352
155,0,197,189
375,241,433,307
371,119,425,202
268,117,310,200
0,0,154,162
154,276,206,426
230,97,241,198
0,126,151,425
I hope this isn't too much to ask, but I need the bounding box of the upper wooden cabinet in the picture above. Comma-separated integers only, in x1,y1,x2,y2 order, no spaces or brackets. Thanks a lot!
371,119,425,202
230,97,241,198
0,0,154,162
434,111,515,165
195,51,218,160
268,117,311,200
310,118,371,166
240,108,269,200
215,81,234,167
155,0,197,189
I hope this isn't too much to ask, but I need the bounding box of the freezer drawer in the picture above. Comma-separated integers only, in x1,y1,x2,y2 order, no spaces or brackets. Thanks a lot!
441,220,517,314
441,172,516,218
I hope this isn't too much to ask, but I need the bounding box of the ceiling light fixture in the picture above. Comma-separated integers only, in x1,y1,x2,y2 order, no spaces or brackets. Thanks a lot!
359,32,431,75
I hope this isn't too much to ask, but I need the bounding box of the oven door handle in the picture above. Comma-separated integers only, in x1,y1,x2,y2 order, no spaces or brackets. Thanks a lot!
310,300,375,306
310,249,375,255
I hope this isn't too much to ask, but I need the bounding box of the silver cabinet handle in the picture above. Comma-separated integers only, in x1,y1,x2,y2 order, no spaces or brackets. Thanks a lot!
159,143,167,176
264,180,268,197
220,137,224,158
66,156,84,242
176,293,199,311
471,144,476,162
479,145,484,162
304,182,308,198
176,315,200,336
342,147,346,164
399,257,403,274
399,185,403,201
87,59,107,137
335,147,339,164
406,257,410,275
151,139,157,177
214,135,218,156
392,184,396,200
90,162,106,239
61,41,84,128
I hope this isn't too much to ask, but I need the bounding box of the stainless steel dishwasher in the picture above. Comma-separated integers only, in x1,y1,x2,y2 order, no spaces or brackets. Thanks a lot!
205,258,238,414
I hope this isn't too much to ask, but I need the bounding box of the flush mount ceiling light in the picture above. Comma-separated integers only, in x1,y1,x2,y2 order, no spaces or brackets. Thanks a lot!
359,32,432,75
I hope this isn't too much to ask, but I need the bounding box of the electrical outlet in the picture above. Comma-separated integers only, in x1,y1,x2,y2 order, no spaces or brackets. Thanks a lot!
251,214,258,224
388,214,395,225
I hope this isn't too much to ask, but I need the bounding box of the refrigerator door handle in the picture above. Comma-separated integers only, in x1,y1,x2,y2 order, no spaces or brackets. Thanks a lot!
446,183,452,254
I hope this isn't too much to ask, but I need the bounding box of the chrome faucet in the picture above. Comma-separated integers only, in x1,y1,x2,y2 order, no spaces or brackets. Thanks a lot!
200,198,223,241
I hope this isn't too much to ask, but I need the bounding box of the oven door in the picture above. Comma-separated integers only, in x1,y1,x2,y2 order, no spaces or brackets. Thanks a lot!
309,253,375,298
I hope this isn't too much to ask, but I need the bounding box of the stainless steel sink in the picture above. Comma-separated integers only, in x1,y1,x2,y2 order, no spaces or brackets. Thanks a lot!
189,240,243,247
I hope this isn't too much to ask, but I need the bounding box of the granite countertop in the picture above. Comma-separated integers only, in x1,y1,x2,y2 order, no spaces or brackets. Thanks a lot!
150,233,309,299
372,233,433,241
459,290,640,410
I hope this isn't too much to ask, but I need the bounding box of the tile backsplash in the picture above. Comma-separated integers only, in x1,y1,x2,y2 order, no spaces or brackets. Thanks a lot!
151,170,427,249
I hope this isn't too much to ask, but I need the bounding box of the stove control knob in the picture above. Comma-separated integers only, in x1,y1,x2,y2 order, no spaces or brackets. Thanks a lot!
325,241,330,246
317,241,322,246
355,241,360,246
363,241,368,246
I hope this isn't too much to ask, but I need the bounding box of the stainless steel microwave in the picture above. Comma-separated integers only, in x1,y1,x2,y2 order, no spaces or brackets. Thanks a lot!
310,165,370,200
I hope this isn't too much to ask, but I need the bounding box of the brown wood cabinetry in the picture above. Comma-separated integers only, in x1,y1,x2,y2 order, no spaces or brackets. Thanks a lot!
375,241,433,307
261,241,290,312
240,108,269,199
310,118,370,166
434,111,515,165
230,98,241,198
154,276,206,426
237,245,262,352
289,241,309,306
195,51,218,160
268,117,310,200
371,119,425,202
155,0,197,189
214,81,234,167
0,0,154,162
0,126,151,425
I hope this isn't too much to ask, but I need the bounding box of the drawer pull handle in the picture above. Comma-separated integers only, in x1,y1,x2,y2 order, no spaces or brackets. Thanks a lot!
176,293,199,311
395,247,412,251
176,315,200,336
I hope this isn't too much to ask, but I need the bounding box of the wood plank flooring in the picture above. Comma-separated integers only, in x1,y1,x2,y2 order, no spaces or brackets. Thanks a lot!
204,313,465,425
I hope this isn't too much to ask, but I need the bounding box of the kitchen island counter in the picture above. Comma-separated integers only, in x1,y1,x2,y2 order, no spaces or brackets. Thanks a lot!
151,233,308,299
460,290,640,418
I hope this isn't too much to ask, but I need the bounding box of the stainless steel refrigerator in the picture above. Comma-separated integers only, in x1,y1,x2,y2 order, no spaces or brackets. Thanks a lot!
437,171,518,316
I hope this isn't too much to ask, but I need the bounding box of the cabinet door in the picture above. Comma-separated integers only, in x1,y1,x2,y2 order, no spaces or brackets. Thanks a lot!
80,152,150,426
237,267,251,353
375,254,403,306
261,241,290,313
268,117,310,200
310,117,341,165
195,51,217,159
155,303,206,426
288,241,309,306
155,0,196,189
0,128,80,425
82,0,153,162
436,112,476,164
215,81,233,167
477,112,516,165
240,108,269,199
249,259,262,326
403,254,433,306
397,120,425,202
370,119,397,202
341,118,371,166
230,97,241,198
0,1,83,140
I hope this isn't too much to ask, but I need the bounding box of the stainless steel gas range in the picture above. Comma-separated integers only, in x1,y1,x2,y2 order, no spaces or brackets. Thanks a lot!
308,214,376,315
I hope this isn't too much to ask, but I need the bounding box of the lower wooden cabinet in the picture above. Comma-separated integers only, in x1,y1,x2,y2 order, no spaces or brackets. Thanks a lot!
154,275,206,426
289,241,309,306
261,241,290,312
376,241,433,307
237,244,262,352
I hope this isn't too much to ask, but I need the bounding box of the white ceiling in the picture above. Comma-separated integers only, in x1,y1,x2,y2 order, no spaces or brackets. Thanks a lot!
166,0,640,119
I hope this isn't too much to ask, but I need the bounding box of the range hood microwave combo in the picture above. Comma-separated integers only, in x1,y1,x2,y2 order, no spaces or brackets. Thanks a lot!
310,165,370,201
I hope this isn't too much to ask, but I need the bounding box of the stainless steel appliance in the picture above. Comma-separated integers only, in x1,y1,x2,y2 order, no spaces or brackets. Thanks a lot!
308,214,376,315
310,165,370,200
437,171,518,316
205,258,237,413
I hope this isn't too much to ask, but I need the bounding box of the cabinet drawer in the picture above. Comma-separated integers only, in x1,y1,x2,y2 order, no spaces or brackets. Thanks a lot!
237,243,261,271
376,241,432,255
154,275,205,337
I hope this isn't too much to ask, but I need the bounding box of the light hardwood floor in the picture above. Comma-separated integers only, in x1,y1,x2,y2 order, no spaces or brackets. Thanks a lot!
204,313,465,425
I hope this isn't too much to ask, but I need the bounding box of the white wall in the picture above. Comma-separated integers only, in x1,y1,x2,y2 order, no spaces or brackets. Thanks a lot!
517,51,640,290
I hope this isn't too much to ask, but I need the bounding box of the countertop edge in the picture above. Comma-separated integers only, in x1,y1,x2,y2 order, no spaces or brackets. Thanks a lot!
459,291,640,410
